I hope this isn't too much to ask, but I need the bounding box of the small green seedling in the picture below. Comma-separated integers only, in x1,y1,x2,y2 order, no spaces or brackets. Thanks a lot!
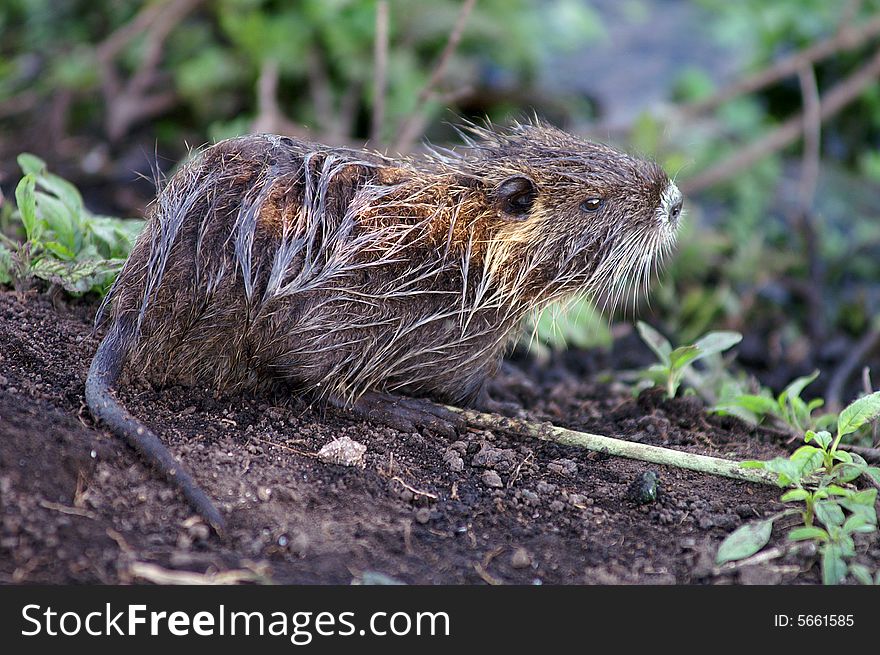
0,153,142,295
713,370,836,434
717,390,880,584
634,321,742,398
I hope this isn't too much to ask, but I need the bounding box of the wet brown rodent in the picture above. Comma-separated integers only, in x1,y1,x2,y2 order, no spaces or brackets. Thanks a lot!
86,121,683,533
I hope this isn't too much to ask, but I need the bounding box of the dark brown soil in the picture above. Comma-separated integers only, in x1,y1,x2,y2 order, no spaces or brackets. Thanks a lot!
1,289,877,584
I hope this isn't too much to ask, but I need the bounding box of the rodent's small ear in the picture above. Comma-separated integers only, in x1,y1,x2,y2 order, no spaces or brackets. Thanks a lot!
495,176,537,220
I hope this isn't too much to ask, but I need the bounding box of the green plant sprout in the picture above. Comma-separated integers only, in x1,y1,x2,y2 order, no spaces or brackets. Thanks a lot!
713,370,837,434
0,154,142,295
717,390,880,584
634,321,742,398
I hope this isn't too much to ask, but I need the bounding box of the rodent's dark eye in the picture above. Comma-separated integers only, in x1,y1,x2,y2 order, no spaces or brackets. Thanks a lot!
508,192,533,212
580,198,604,212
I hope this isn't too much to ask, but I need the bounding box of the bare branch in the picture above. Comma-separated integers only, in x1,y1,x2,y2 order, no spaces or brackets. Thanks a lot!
393,0,477,153
306,49,335,134
96,0,204,142
679,12,880,118
371,0,389,145
681,47,880,194
797,65,821,213
251,59,308,138
826,326,880,413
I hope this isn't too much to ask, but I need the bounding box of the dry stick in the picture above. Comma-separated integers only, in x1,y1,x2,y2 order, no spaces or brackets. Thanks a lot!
681,46,880,194
251,59,308,138
393,0,477,153
371,0,389,145
450,408,778,486
96,0,203,142
795,64,827,346
863,366,880,447
826,327,880,413
678,13,880,118
797,65,821,213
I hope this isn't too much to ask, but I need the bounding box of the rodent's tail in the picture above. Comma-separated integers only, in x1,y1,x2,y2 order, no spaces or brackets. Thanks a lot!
85,321,226,535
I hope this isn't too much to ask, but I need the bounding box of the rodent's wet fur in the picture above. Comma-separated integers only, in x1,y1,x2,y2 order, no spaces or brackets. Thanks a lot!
86,120,683,533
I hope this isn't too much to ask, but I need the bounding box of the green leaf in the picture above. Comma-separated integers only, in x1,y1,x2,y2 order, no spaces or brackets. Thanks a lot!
29,257,116,294
669,344,700,370
691,330,742,360
791,444,822,461
823,485,852,497
852,488,878,505
821,544,849,585
42,241,76,260
716,518,773,564
780,370,820,404
834,463,866,484
739,460,766,469
35,191,78,253
14,174,39,241
761,457,809,486
787,526,828,541
780,488,810,502
837,391,880,438
842,515,877,534
804,430,832,449
38,171,84,217
814,500,846,528
636,321,672,364
728,394,779,417
0,244,13,285
848,563,876,585
17,153,46,176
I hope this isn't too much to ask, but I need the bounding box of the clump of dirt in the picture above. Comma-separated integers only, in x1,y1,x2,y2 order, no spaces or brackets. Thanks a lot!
1,289,877,584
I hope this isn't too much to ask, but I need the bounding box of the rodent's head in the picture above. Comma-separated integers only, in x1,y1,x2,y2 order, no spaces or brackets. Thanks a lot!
445,121,682,309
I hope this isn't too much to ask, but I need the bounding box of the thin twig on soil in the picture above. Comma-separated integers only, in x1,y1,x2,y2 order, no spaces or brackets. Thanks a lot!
449,408,779,486
251,435,317,459
473,561,503,585
128,561,270,585
39,500,97,519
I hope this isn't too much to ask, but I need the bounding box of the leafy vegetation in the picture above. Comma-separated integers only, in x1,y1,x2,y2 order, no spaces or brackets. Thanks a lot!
0,154,141,295
713,370,837,434
632,321,742,398
717,391,880,584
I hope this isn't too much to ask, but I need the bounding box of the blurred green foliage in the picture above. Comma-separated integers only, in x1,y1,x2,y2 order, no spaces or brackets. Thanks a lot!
0,0,601,146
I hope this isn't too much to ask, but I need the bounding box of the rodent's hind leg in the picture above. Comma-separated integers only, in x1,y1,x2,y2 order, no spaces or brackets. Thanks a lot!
469,383,523,417
340,392,465,438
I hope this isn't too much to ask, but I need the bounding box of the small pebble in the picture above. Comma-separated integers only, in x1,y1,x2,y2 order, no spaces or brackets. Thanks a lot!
317,436,367,467
482,470,503,488
511,547,531,569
